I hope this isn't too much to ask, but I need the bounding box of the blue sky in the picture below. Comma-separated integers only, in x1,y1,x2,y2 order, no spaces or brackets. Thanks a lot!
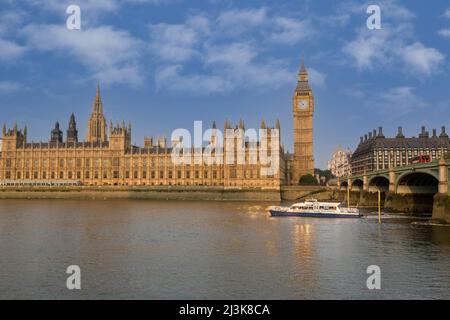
0,0,449,169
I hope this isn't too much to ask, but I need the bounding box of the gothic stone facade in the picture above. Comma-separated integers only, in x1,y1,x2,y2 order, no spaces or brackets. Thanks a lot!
1,88,287,188
0,62,316,187
291,58,315,184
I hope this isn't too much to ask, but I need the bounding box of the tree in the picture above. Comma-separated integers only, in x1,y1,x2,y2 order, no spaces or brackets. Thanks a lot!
314,168,334,183
299,174,318,186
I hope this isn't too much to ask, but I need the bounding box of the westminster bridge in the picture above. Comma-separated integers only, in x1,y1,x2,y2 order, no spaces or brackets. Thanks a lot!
337,158,450,223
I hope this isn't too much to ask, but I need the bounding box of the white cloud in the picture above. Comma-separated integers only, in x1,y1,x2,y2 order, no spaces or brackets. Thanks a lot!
93,66,143,86
400,42,445,76
153,41,295,94
204,42,293,89
343,28,391,69
308,68,327,88
21,24,143,85
0,38,26,61
204,42,256,66
438,28,450,38
343,20,444,76
25,0,119,12
155,65,232,94
444,8,450,19
24,0,171,12
0,81,22,94
269,17,315,44
148,23,199,62
147,9,313,93
367,86,427,115
0,10,26,35
341,1,445,76
217,8,267,35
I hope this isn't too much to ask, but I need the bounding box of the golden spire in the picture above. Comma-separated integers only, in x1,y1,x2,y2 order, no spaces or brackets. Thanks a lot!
93,81,103,114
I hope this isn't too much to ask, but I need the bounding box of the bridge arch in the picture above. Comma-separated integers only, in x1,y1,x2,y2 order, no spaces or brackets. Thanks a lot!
351,179,364,191
339,181,348,191
368,176,389,193
396,172,439,195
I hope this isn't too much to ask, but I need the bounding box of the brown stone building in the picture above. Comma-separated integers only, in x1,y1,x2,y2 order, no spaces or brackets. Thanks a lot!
351,126,450,175
0,61,315,188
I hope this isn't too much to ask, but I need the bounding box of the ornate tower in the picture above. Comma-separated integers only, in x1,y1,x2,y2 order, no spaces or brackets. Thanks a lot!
86,83,107,143
109,121,131,151
50,121,63,143
292,57,314,184
67,113,78,144
2,123,25,151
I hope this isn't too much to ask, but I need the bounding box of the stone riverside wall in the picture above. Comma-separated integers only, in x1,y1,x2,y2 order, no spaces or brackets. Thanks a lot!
432,194,450,223
280,186,335,201
0,186,336,202
0,186,281,201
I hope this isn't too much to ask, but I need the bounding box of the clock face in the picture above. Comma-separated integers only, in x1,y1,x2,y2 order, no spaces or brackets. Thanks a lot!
299,99,309,110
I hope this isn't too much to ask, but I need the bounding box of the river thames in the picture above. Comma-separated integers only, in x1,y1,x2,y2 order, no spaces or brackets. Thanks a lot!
0,199,449,299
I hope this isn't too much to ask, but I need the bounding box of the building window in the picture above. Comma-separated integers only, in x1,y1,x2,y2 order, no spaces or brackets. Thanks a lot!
143,171,147,179
113,171,119,179
177,171,182,179
134,171,138,179
34,172,39,179
125,171,130,179
85,171,90,179
77,172,81,179
160,171,164,179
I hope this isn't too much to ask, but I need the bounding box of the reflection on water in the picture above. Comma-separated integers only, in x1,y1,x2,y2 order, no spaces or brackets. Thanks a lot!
0,199,449,299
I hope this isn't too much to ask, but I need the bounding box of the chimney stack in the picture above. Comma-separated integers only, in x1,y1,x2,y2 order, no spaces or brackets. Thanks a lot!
419,126,429,138
396,126,405,138
378,126,384,137
440,126,448,138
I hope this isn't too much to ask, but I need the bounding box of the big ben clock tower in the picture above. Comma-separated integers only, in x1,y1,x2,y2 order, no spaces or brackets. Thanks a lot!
292,58,314,185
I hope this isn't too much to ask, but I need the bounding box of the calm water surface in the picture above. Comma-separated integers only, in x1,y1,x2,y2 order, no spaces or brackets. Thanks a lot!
0,199,449,299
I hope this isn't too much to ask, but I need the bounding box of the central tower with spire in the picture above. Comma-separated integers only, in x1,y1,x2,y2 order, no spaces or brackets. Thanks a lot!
292,57,315,184
86,83,107,143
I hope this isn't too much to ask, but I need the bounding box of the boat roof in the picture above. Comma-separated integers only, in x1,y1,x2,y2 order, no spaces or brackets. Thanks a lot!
291,201,342,206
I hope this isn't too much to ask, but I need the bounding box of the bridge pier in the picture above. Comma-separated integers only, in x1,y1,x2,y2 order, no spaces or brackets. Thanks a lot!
432,158,450,223
385,192,434,214
359,190,384,207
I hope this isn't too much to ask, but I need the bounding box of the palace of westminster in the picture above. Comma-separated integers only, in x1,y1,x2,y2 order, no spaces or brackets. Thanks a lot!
0,62,316,188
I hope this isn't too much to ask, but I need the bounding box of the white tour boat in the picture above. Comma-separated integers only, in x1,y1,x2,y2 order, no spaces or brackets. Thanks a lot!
269,199,361,218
